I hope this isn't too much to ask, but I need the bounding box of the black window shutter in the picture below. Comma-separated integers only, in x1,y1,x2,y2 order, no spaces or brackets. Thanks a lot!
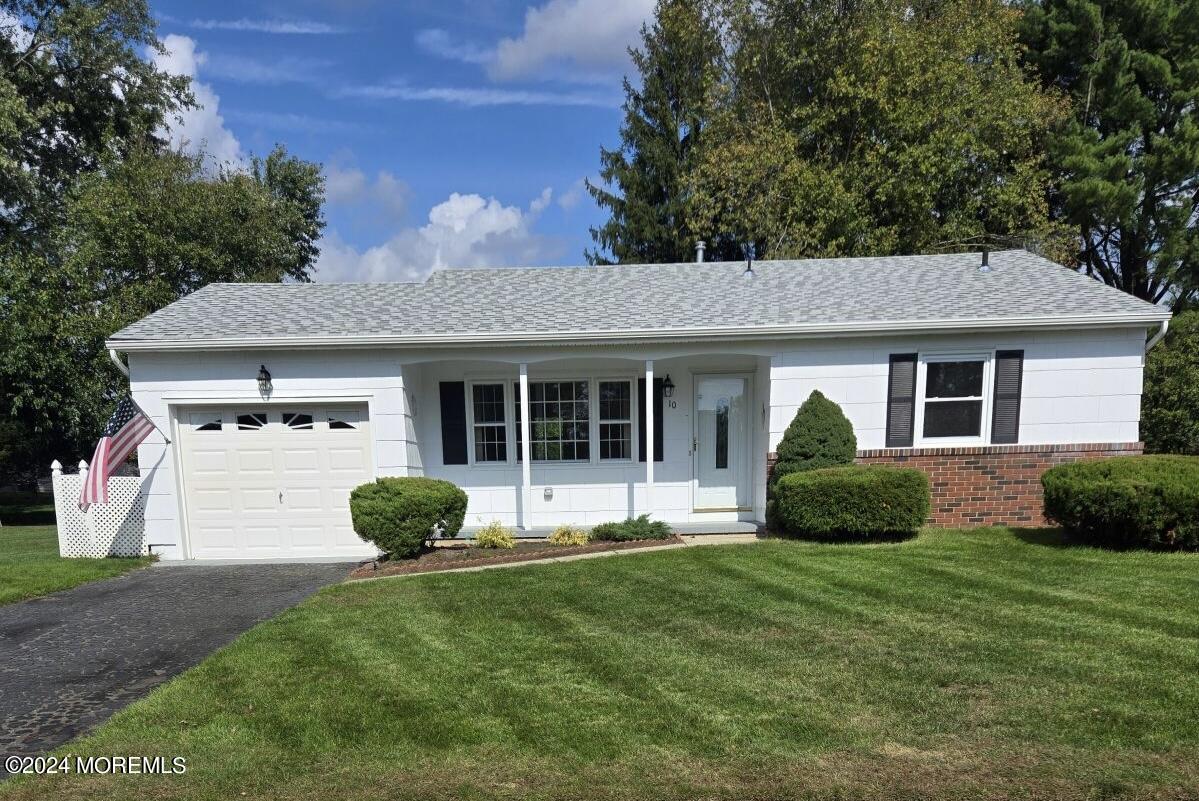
990,350,1024,444
886,354,917,447
637,377,664,462
439,382,468,465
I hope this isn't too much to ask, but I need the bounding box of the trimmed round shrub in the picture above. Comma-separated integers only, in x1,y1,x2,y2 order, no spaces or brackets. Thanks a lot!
770,390,857,487
548,525,590,546
590,514,672,542
773,465,929,540
474,520,517,549
1041,456,1199,550
349,477,468,558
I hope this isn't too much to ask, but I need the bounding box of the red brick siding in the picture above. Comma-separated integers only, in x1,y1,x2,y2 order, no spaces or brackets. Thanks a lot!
767,443,1143,528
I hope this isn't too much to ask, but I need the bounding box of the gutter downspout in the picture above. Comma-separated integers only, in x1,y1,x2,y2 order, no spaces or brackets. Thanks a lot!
1145,320,1169,352
108,348,129,377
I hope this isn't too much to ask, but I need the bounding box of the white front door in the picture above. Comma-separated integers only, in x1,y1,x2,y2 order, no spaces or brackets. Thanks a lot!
694,375,750,510
178,404,376,560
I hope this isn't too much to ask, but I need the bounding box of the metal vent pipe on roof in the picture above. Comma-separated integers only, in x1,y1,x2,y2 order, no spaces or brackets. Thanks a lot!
695,240,705,263
979,248,991,272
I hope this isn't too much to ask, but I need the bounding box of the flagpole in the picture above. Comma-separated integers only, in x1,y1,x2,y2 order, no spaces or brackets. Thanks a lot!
127,395,171,444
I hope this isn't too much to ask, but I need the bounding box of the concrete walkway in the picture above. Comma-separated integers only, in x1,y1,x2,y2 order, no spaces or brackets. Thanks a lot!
0,562,351,768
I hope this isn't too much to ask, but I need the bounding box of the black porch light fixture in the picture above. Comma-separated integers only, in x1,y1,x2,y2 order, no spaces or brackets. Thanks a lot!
661,374,675,398
257,364,272,395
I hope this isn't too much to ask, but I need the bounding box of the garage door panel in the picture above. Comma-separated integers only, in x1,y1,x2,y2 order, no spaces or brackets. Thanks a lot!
191,488,234,514
190,450,230,476
239,487,278,513
328,447,368,473
236,449,275,474
281,448,321,474
181,403,375,560
285,487,324,513
290,525,325,549
244,525,283,550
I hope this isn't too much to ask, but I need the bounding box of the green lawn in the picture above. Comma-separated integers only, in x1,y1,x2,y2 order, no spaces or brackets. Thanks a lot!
0,516,153,605
5,528,1198,800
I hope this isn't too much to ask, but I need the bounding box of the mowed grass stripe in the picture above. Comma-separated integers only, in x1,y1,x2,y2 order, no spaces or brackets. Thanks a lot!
3,528,1199,801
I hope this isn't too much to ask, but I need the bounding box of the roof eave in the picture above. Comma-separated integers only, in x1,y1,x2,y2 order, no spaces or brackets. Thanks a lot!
106,311,1171,352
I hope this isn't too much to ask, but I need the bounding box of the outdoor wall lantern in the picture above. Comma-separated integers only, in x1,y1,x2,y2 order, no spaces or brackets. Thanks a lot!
257,365,272,395
662,374,675,398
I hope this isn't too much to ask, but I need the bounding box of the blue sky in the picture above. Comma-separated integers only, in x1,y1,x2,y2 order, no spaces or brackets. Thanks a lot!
147,1,654,281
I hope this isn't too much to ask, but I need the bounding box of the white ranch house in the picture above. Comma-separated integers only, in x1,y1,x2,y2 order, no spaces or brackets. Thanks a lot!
92,250,1167,561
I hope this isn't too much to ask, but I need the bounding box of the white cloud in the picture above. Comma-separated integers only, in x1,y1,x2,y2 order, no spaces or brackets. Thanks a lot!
150,34,243,167
415,29,492,65
187,18,347,34
314,191,558,283
489,0,653,82
324,163,409,221
558,178,587,211
200,53,331,85
339,82,618,108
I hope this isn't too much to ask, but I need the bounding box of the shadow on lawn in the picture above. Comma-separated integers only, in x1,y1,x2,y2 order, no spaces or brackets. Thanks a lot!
0,492,56,526
1016,525,1093,551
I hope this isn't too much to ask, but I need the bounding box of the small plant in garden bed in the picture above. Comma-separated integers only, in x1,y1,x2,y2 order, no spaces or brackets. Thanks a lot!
548,525,590,546
474,521,517,549
590,514,673,542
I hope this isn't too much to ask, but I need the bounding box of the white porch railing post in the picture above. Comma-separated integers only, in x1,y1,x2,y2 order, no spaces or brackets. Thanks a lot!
645,360,654,516
519,363,532,531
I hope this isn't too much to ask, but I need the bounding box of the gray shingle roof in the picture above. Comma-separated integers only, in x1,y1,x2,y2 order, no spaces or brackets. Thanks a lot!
108,250,1168,348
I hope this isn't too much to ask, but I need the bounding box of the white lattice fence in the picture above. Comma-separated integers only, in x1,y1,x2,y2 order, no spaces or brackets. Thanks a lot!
50,461,146,558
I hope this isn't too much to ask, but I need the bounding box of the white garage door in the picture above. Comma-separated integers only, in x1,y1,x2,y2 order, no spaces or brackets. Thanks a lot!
179,405,377,560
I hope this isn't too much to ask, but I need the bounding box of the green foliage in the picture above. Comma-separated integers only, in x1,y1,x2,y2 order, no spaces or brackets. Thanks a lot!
1042,456,1199,550
1142,312,1199,455
0,146,325,482
349,478,468,559
586,0,737,264
474,521,517,549
0,0,191,241
548,525,590,546
770,391,857,486
590,514,673,542
683,0,1066,261
772,466,930,540
1019,0,1199,309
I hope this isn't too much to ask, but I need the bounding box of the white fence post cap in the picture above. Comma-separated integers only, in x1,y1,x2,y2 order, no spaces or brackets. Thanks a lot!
51,460,62,474
78,459,89,472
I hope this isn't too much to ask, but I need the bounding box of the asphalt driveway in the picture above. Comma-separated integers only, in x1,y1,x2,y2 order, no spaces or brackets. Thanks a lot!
0,562,352,766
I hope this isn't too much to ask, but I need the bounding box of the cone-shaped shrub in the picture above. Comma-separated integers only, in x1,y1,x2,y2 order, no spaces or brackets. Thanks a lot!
770,390,857,486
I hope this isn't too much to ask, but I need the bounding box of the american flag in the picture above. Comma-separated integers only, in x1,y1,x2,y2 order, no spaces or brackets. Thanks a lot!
79,396,156,510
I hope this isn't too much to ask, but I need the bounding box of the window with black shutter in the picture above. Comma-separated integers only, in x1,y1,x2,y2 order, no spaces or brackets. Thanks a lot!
990,350,1024,444
886,354,917,447
439,382,468,465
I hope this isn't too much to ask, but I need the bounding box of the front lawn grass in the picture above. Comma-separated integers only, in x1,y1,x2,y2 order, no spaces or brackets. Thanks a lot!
0,525,152,605
5,528,1198,800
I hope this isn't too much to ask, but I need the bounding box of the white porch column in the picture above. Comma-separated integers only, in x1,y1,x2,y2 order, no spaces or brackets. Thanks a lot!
519,363,533,530
644,360,654,515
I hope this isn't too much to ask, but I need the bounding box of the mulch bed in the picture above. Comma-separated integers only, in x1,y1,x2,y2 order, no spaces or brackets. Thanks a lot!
349,535,685,579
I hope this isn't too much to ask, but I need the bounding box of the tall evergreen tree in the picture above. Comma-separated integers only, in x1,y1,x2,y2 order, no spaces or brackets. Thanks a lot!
1019,0,1199,309
586,0,728,264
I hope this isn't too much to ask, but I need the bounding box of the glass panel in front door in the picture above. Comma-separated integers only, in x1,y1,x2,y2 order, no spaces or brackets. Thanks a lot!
695,376,748,509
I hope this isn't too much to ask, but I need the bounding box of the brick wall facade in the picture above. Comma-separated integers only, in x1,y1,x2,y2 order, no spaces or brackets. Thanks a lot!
768,442,1143,528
